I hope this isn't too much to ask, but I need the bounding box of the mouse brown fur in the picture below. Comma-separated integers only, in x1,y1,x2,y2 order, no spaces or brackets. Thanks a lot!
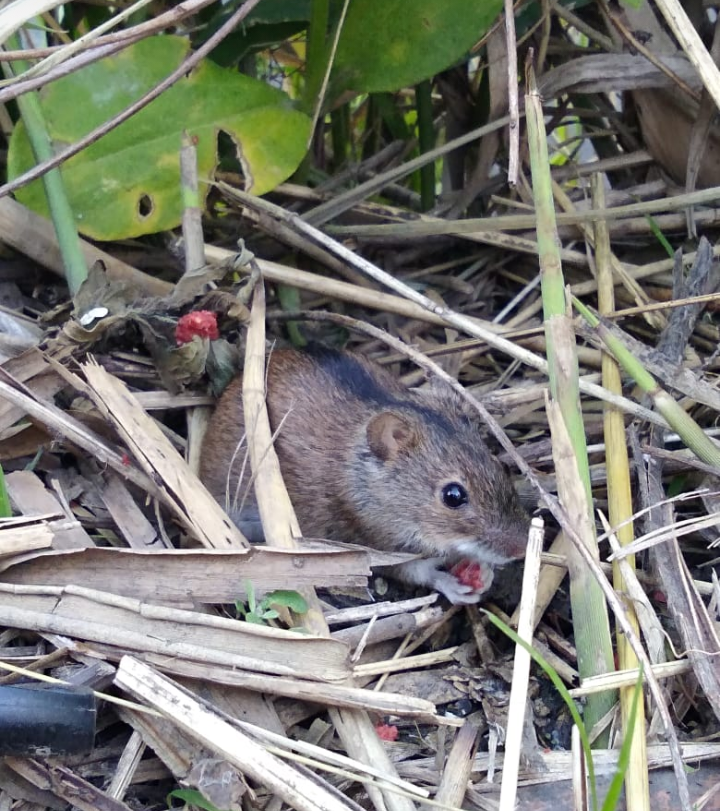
200,347,530,603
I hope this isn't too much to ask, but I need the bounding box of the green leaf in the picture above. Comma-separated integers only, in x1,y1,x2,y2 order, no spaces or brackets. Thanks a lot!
244,579,257,614
332,0,503,94
230,0,313,27
196,0,313,66
263,589,309,613
0,464,11,518
600,669,644,811
167,788,224,811
8,35,311,240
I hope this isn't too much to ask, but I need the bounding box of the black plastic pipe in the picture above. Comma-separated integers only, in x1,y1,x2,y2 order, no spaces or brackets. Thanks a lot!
0,684,96,756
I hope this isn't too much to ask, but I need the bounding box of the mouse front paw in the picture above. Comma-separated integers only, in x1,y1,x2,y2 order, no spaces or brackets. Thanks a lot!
392,557,495,605
431,571,484,604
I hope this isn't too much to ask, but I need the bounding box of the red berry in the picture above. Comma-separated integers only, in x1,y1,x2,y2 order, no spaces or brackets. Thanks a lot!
175,311,219,345
450,559,486,591
375,723,398,741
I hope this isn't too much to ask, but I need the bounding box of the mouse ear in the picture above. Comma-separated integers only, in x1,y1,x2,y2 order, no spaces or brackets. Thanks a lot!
367,412,419,461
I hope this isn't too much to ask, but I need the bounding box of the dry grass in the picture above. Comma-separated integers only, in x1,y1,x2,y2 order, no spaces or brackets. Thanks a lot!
3,2,720,810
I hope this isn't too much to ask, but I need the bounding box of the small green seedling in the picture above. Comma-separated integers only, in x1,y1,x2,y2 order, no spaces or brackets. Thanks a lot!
235,581,308,625
167,788,223,811
0,465,10,519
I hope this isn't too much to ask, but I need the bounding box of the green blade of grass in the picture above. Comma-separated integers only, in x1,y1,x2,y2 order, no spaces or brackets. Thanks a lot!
484,609,598,811
0,464,10,518
600,669,645,811
525,59,616,740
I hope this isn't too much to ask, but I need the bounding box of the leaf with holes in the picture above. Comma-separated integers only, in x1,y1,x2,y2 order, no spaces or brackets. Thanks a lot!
8,35,311,240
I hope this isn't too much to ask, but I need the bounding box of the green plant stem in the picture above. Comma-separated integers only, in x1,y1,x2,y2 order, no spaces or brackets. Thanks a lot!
5,32,87,296
277,282,307,347
330,104,350,169
302,0,330,116
370,92,411,142
526,64,615,741
574,297,720,467
594,173,650,811
415,79,434,211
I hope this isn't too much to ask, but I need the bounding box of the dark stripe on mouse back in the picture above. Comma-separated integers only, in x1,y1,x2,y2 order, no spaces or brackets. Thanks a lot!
306,346,468,438
306,345,399,406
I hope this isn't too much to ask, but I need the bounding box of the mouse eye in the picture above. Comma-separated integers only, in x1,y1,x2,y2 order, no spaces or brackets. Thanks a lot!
442,482,468,509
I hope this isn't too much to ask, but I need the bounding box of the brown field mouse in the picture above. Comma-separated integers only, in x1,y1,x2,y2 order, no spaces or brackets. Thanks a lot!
200,346,530,604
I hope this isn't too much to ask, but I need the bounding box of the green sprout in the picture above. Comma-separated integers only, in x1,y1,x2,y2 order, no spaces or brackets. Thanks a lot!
235,581,309,625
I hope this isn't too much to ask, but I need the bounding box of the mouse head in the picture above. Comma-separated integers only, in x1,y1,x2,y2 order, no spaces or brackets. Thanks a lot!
353,407,530,565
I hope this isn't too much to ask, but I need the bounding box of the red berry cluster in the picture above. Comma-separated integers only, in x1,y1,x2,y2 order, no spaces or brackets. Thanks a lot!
175,310,219,345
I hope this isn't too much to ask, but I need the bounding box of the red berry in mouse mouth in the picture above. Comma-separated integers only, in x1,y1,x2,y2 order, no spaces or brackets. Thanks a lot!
450,559,487,591
175,310,219,345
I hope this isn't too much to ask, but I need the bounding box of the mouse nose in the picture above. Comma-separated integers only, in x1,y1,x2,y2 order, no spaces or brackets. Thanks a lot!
481,525,530,562
501,525,531,560
508,539,528,559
